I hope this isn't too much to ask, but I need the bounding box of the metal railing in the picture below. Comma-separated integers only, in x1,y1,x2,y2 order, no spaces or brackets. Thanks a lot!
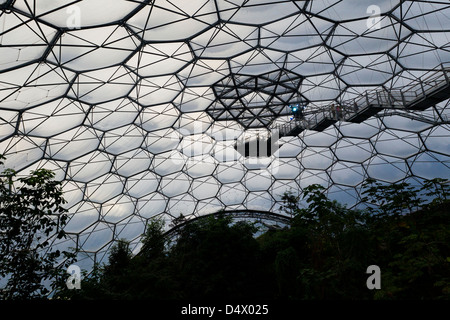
273,63,450,136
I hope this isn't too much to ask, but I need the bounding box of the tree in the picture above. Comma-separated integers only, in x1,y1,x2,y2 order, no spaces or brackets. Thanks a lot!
52,178,450,300
0,155,75,299
272,179,449,300
274,184,374,299
361,178,450,299
169,214,264,299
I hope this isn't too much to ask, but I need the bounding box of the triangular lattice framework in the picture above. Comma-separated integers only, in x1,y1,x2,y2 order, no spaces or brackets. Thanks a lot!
0,0,449,268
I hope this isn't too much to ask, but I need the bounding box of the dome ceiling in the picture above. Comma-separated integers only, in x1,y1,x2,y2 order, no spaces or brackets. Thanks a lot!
0,0,449,267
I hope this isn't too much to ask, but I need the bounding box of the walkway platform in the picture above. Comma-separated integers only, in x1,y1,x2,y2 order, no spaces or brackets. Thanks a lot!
275,64,450,137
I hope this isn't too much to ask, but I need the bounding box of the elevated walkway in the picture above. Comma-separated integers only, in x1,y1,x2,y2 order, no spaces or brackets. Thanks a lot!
275,64,450,137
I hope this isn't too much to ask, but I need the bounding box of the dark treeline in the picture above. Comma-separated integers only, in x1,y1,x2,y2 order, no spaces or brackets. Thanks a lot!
54,178,450,300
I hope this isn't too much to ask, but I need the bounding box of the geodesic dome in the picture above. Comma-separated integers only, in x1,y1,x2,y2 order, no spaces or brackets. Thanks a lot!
0,0,449,268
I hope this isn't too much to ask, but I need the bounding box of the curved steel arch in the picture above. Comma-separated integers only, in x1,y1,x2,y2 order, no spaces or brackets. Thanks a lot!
164,209,292,239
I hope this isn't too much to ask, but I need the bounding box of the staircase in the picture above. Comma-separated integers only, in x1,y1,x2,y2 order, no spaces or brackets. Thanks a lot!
275,64,450,137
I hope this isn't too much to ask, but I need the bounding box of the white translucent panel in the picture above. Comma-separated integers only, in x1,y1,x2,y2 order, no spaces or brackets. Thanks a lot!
79,222,113,252
213,141,240,162
339,54,399,85
138,103,179,132
101,195,135,224
196,198,224,215
0,136,45,171
409,152,450,180
86,174,124,203
191,23,258,58
301,74,343,101
61,181,85,209
137,193,168,219
174,87,215,112
0,12,57,69
219,183,247,205
0,110,18,140
179,59,229,86
160,172,191,197
88,98,140,131
277,137,303,157
126,171,159,198
330,162,365,187
338,120,381,139
241,91,271,107
261,15,333,51
130,75,182,106
51,237,79,265
327,185,359,208
21,98,89,136
65,202,100,234
185,156,217,178
329,19,406,55
225,204,246,211
69,66,134,103
382,115,433,132
177,112,213,135
15,0,140,27
101,125,145,155
245,191,274,211
144,128,180,154
46,126,100,160
126,42,192,77
216,162,246,183
367,155,408,182
168,194,197,216
152,150,185,175
179,134,214,157
18,159,67,181
0,63,74,110
396,33,450,69
218,0,299,25
191,176,220,200
127,0,217,41
310,0,396,20
339,86,378,101
244,171,272,191
241,157,272,170
300,148,334,170
114,149,152,177
0,46,46,70
374,131,421,158
298,169,330,188
48,26,137,71
269,158,301,179
393,2,450,30
422,126,450,155
115,216,146,241
208,121,243,141
334,138,373,163
270,180,299,202
67,151,113,182
286,46,342,76
230,49,285,75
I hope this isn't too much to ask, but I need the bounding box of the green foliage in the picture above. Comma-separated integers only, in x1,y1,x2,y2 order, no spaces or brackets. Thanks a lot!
54,178,449,300
0,155,76,299
169,214,264,299
271,184,374,299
